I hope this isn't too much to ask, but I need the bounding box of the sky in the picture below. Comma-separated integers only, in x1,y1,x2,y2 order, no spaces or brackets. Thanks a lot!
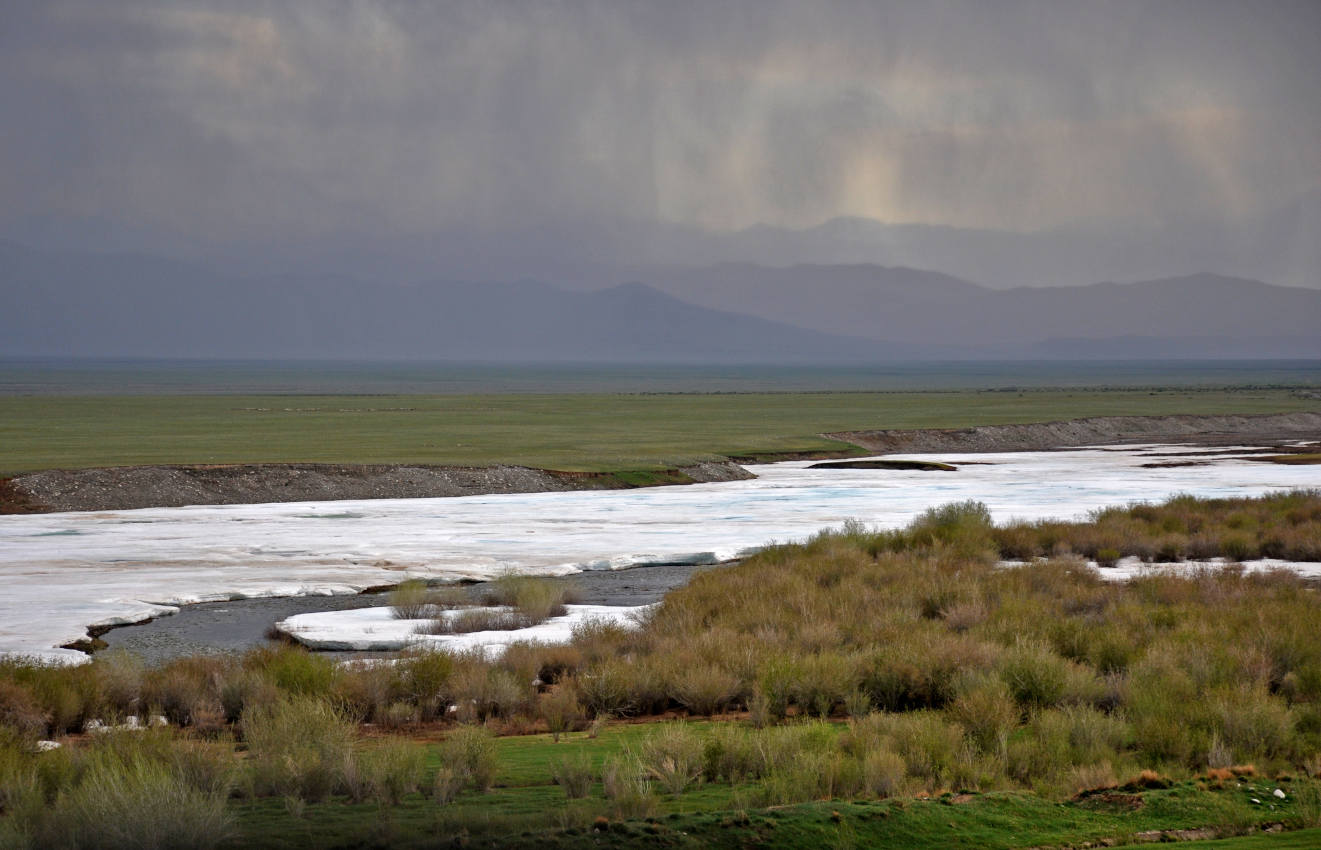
2,1,1319,288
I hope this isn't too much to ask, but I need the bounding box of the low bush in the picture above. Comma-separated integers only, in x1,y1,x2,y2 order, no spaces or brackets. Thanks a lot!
389,579,432,620
635,722,704,796
351,738,426,806
241,696,355,802
538,681,583,742
548,750,594,799
46,754,235,850
438,725,497,792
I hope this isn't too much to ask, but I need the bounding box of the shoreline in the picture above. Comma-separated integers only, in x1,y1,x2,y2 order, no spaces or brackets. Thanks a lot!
96,561,724,664
4,411,1319,514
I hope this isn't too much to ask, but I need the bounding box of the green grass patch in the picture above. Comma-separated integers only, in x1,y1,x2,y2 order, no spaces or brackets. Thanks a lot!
1,387,1316,473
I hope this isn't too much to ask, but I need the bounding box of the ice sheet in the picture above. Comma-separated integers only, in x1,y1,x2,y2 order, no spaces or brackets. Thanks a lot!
277,604,649,656
1,444,1316,662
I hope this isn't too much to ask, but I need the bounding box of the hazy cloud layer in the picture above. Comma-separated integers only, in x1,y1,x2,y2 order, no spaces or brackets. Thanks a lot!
2,1,1318,286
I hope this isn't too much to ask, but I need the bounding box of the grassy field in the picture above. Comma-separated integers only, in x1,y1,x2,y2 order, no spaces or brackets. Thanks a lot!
223,725,1320,849
2,386,1317,474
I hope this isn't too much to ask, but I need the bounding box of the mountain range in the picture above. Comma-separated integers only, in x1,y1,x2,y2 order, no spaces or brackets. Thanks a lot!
3,240,1319,361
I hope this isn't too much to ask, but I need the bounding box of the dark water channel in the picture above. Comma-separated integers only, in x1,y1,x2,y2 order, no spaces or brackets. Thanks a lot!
100,563,717,665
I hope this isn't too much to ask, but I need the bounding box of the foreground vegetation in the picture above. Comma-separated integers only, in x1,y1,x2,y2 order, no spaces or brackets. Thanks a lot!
3,491,1321,847
2,386,1316,473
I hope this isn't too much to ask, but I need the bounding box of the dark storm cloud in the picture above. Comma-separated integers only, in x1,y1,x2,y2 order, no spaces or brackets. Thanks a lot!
1,1,1318,285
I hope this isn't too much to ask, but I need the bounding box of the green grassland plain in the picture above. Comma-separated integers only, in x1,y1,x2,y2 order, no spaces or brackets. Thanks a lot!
2,387,1319,475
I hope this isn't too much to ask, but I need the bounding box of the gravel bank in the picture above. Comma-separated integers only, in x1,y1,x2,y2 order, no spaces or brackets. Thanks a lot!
827,411,1321,454
3,460,754,514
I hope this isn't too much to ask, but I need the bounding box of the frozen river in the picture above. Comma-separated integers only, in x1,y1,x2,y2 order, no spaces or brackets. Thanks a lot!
1,443,1316,662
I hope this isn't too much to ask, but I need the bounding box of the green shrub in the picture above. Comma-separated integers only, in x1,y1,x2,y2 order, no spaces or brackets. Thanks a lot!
578,660,636,718
431,766,465,804
636,722,704,795
241,696,354,801
46,754,234,850
244,645,339,698
351,739,426,806
538,681,583,742
395,650,454,720
949,674,1019,756
862,748,906,797
702,724,759,783
389,579,432,620
0,681,47,741
999,641,1073,709
439,726,497,792
548,750,594,799
672,665,740,717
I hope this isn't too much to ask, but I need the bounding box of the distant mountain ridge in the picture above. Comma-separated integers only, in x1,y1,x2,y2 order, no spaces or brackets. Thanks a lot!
3,241,1319,360
637,266,1321,357
0,242,895,362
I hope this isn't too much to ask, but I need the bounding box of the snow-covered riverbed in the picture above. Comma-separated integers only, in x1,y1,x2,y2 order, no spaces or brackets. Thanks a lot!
1,444,1316,663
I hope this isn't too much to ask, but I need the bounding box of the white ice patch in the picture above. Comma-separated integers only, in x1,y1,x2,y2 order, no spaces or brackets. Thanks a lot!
1,444,1317,661
276,604,647,657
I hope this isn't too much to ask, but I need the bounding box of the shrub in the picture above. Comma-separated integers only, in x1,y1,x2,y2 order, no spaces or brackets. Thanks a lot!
577,661,636,718
352,739,426,806
244,645,339,698
46,754,234,850
0,681,47,741
636,723,704,795
538,682,583,742
92,650,144,719
702,724,759,784
549,750,594,799
420,609,530,634
395,650,454,720
483,573,574,622
1095,548,1122,568
672,665,740,717
600,755,656,818
862,748,906,797
1008,710,1074,784
1209,686,1296,763
241,696,354,802
432,766,465,804
439,726,497,792
450,664,527,722
168,738,238,798
792,652,857,718
949,674,1019,757
998,641,1073,709
389,579,432,620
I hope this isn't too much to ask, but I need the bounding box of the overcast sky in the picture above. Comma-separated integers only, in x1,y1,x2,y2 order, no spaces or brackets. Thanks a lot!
3,1,1318,287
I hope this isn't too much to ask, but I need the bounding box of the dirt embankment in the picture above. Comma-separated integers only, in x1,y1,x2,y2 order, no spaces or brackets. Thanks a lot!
827,411,1321,454
1,460,754,514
